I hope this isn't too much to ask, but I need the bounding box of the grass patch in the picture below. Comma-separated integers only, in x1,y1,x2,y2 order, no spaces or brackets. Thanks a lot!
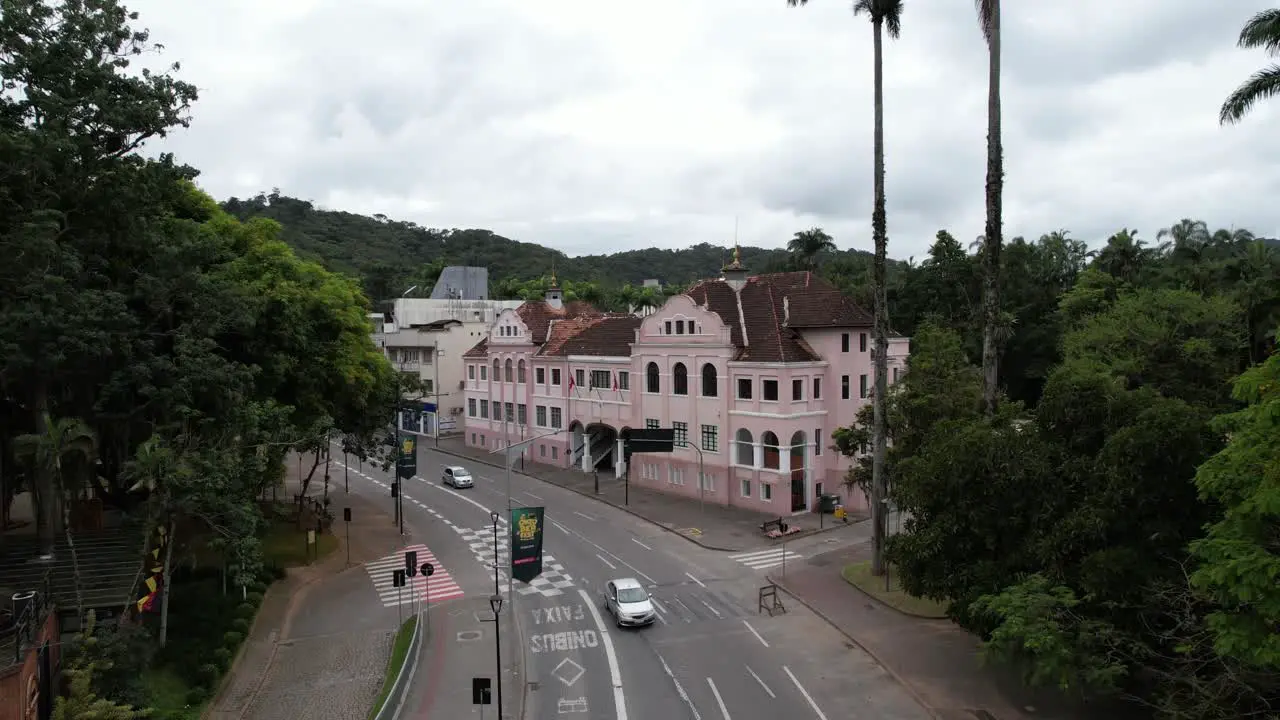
369,615,419,720
261,519,339,567
842,561,949,619
141,666,205,720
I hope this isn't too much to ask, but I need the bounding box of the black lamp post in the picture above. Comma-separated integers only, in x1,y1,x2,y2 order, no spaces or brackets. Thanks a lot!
486,510,504,718
489,592,504,719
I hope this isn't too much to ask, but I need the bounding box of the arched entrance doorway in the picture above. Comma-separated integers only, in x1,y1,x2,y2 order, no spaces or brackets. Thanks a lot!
584,423,620,474
789,431,807,512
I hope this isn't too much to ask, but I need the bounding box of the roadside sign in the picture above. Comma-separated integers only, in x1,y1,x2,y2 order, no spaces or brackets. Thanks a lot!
509,506,546,583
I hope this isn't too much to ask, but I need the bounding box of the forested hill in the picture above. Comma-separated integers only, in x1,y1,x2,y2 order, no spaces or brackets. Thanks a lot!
219,191,878,298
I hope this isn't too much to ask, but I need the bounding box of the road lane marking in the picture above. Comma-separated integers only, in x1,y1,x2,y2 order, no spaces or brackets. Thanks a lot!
651,597,669,615
707,678,732,719
523,491,543,500
658,654,702,720
551,520,570,533
685,572,707,588
417,476,508,525
782,666,829,720
595,553,617,570
698,599,722,618
742,620,769,648
744,665,775,698
631,538,651,550
574,511,597,521
578,588,628,720
553,521,657,585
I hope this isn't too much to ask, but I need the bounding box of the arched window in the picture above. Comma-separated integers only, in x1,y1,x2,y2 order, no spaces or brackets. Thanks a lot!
735,429,754,466
762,431,780,470
517,359,526,383
701,363,718,397
789,431,807,474
672,363,688,395
493,359,500,379
646,362,660,393
504,359,513,382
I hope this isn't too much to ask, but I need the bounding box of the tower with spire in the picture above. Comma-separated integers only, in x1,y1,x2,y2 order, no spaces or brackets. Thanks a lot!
721,245,748,292
545,265,564,309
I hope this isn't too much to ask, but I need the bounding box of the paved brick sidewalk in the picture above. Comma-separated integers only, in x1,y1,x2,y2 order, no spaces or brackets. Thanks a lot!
433,435,866,551
207,459,409,720
770,545,1136,720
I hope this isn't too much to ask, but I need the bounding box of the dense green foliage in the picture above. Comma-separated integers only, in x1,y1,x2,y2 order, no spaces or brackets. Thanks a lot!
848,227,1280,718
220,191,884,303
0,0,398,713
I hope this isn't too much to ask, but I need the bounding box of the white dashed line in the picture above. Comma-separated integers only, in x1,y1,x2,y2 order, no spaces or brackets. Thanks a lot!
744,665,775,698
631,538,651,550
685,572,707,588
742,620,769,648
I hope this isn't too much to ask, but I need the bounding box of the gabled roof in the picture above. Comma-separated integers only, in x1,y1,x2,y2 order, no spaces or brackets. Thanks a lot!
542,315,643,357
462,271,872,364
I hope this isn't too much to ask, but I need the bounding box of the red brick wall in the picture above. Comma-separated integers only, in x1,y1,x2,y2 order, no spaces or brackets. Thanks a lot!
0,611,60,720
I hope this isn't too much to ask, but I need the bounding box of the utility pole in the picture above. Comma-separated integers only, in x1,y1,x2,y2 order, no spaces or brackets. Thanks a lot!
433,339,441,448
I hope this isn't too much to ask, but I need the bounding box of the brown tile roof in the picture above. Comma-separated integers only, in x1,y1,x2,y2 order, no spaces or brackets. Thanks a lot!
463,337,489,358
683,271,872,362
469,273,870,364
515,300,602,344
542,315,643,357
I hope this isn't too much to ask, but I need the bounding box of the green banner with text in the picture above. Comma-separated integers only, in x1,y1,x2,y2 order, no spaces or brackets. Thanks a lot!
396,434,417,479
509,506,545,584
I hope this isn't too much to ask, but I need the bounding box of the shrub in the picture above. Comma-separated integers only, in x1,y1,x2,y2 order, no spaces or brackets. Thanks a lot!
223,631,243,647
246,591,264,606
198,663,220,687
236,602,255,618
212,647,231,669
186,686,209,705
231,617,250,633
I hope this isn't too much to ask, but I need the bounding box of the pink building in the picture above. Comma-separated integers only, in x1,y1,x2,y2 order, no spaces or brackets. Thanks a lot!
462,258,909,515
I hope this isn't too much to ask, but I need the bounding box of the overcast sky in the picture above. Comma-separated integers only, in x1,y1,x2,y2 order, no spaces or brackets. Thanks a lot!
128,0,1280,260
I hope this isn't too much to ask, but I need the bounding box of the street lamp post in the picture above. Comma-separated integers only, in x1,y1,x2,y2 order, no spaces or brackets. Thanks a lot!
489,593,504,720
486,511,505,720
433,339,441,449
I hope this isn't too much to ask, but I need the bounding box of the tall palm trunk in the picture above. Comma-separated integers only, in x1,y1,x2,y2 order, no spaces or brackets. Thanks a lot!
32,387,57,560
60,478,86,619
980,0,1004,415
869,14,890,577
158,519,176,647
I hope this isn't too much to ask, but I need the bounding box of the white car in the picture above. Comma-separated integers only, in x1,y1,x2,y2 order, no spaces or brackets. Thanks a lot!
442,466,474,488
602,578,656,628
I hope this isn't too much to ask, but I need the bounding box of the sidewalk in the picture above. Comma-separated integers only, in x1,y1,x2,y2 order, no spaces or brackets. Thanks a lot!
434,435,866,551
770,545,1137,720
207,458,410,720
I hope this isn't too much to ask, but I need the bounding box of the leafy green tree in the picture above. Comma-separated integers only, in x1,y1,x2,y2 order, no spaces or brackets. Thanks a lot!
1219,8,1280,125
55,611,148,719
13,414,97,615
783,227,837,270
1190,327,1280,669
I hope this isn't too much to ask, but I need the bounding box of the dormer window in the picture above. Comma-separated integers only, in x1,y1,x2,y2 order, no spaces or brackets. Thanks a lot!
664,321,672,335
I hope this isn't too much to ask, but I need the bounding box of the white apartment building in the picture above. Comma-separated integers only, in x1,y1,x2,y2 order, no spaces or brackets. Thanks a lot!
384,297,524,436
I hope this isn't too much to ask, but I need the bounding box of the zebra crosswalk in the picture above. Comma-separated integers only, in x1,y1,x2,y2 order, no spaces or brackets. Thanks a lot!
364,544,465,607
648,584,747,625
728,547,804,571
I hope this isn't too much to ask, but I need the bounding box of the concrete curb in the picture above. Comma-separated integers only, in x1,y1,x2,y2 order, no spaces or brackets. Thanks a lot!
513,596,528,720
433,446,747,552
766,574,942,720
374,610,425,720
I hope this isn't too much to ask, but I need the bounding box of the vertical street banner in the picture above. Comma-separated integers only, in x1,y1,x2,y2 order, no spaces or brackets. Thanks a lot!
135,524,167,613
397,434,417,479
509,506,545,583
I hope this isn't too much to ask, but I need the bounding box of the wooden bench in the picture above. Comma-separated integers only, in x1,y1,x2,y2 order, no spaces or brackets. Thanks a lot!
760,517,788,535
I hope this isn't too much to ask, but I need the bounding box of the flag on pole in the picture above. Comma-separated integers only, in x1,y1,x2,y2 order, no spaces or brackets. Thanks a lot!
568,372,575,393
612,375,619,392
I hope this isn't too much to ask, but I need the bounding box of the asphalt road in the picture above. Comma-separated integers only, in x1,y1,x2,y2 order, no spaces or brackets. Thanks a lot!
332,439,930,720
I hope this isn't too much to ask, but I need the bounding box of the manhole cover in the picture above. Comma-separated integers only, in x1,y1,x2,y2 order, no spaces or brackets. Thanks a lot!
456,630,482,642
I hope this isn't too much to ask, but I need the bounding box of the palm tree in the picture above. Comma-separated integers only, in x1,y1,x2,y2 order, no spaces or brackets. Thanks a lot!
123,435,184,646
788,0,904,577
786,227,837,270
1220,8,1280,125
976,0,1003,415
14,414,98,619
